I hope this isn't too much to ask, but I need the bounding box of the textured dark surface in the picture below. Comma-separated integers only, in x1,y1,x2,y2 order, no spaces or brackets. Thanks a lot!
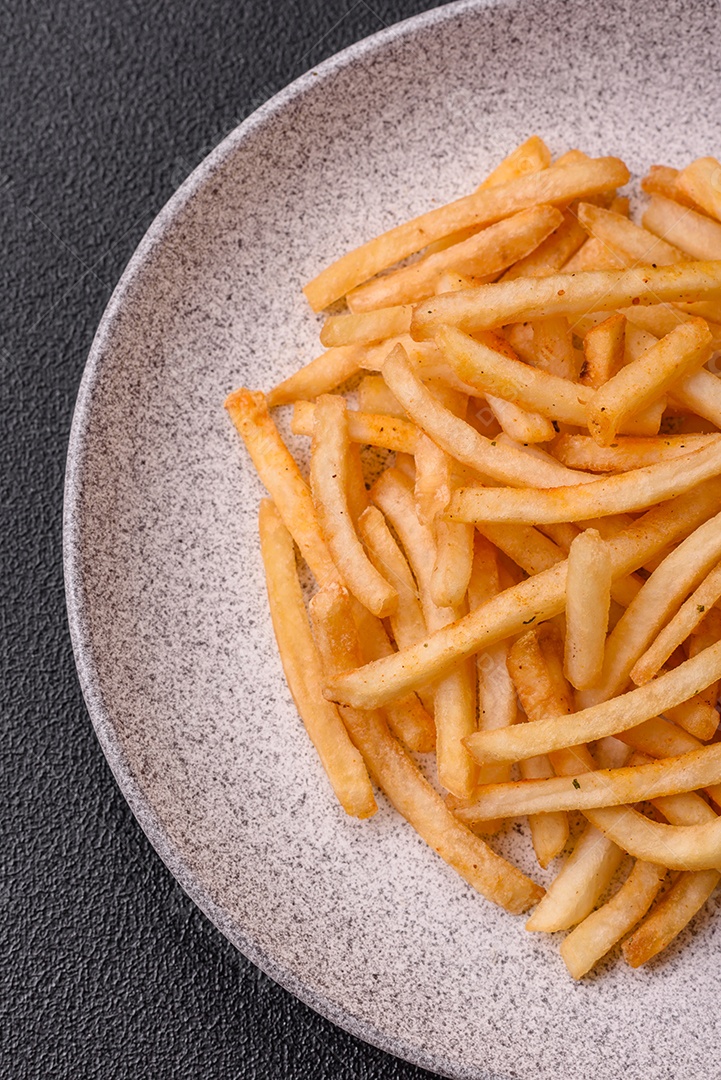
0,1,445,1076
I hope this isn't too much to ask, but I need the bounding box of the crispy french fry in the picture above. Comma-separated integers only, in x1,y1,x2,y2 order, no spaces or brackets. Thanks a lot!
292,400,418,454
321,305,412,347
622,868,721,967
446,438,721,524
304,156,630,311
527,316,577,379
485,396,556,443
642,195,721,261
465,641,721,766
525,825,625,932
577,201,686,265
477,135,552,190
267,345,366,406
677,157,721,224
583,803,721,871
310,395,397,616
371,468,477,798
346,205,563,312
560,859,666,978
456,744,721,820
641,165,702,210
225,388,338,585
552,433,716,472
519,749,570,868
309,582,543,913
501,208,588,280
411,261,721,339
630,561,721,685
357,374,406,417
326,479,721,709
382,345,593,485
431,519,474,608
258,500,376,818
585,320,712,447
580,312,626,388
564,529,611,690
562,236,628,273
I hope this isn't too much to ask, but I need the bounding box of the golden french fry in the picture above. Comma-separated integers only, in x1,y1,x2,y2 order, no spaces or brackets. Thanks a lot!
225,388,339,585
562,236,628,273
267,345,366,406
258,500,377,818
501,208,588,280
577,201,685,265
382,344,592,485
552,433,716,472
326,479,721,709
465,640,721,765
585,320,712,447
582,508,721,707
527,316,577,379
525,825,625,933
309,582,543,913
477,135,552,190
580,312,626,388
519,750,570,868
621,302,721,347
677,157,721,224
630,561,721,685
560,860,666,978
371,468,477,798
411,261,721,339
292,400,418,454
642,195,721,260
456,744,721,820
414,433,452,525
321,305,412,347
357,374,406,417
303,156,630,311
485,395,556,443
583,803,721,871
431,519,474,608
446,438,721,524
310,395,397,616
564,529,611,690
641,164,702,210
346,205,563,312
622,868,721,967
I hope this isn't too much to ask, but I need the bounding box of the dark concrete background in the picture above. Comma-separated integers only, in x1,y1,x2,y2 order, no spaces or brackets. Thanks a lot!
0,1,450,1075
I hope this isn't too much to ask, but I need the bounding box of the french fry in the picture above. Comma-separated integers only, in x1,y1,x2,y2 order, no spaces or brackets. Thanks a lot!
225,388,339,585
577,201,686,265
582,508,721,707
562,236,627,273
357,507,426,649
519,748,570,868
630,561,721,685
371,468,477,798
485,395,556,443
641,164,703,210
527,316,577,379
525,825,625,932
346,205,563,312
477,135,552,189
327,479,721,709
414,433,452,525
500,208,588,280
552,433,716,473
310,394,397,616
622,868,721,967
677,157,721,224
357,374,406,417
304,156,630,311
621,301,721,347
582,803,721,871
585,320,712,447
642,195,721,261
447,438,721,524
258,500,377,818
321,305,412,347
309,582,543,912
564,529,611,690
267,345,367,406
456,744,721,820
560,859,666,978
411,261,721,339
382,344,591,487
431,519,474,608
579,312,626,388
292,400,418,454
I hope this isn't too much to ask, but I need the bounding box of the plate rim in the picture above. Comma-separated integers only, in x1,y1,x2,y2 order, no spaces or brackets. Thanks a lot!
62,2,496,1077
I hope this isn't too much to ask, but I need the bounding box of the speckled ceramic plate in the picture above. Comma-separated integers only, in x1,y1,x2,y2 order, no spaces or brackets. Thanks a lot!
64,1,721,1076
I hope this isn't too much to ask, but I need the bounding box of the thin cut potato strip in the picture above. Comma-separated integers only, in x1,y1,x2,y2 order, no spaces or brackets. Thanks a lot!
560,860,666,979
525,825,624,933
382,344,594,487
641,164,702,210
346,205,563,312
309,582,543,913
553,433,716,472
292,401,419,454
677,156,721,224
446,438,721,524
642,195,721,261
630,560,721,685
476,135,552,189
583,805,721,871
500,207,588,280
258,500,377,819
585,319,712,447
411,261,721,338
464,641,721,765
577,201,686,265
455,744,721,820
564,529,611,690
579,312,625,388
321,305,412,347
310,394,397,617
326,479,721,708
303,155,630,311
622,868,721,967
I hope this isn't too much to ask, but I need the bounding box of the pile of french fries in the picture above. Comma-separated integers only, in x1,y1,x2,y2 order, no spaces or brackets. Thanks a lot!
225,138,721,978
